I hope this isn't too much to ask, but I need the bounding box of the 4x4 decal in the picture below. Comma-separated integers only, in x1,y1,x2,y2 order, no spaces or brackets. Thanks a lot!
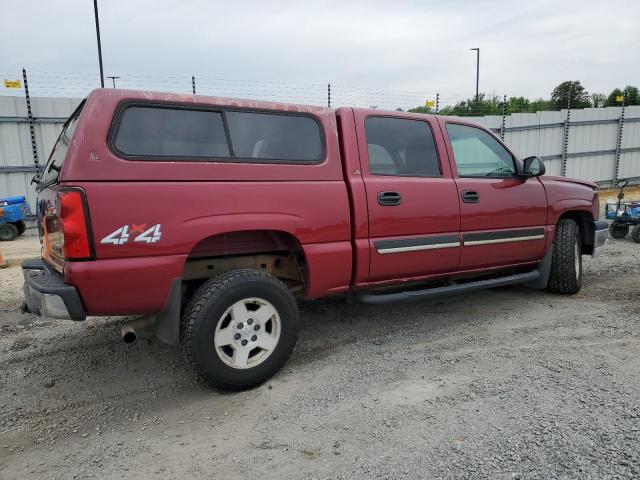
101,224,162,245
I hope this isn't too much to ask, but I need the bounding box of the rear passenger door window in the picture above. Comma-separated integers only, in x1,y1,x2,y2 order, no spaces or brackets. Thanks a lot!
365,117,441,177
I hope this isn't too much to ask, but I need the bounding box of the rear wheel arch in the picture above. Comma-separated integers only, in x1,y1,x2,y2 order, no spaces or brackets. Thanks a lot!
182,229,309,293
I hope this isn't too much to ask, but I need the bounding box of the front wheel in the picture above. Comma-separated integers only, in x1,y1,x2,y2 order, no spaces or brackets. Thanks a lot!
548,219,582,294
182,269,299,391
0,223,18,241
609,223,629,239
631,225,640,243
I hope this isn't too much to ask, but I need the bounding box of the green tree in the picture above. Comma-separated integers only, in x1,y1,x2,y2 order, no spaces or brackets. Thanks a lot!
433,93,503,117
408,105,435,114
591,93,607,108
607,88,624,106
623,85,639,105
506,96,530,113
551,81,590,109
530,98,555,112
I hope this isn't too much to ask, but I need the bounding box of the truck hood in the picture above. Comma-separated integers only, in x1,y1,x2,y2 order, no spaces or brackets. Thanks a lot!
540,175,598,190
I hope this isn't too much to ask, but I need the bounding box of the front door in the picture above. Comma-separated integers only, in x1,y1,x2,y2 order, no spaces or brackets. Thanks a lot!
355,112,461,282
441,121,548,270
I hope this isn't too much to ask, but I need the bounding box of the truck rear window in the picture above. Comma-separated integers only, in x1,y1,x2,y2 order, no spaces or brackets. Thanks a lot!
111,104,324,163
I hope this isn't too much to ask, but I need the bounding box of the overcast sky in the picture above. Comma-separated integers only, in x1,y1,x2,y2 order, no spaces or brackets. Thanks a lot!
1,0,638,108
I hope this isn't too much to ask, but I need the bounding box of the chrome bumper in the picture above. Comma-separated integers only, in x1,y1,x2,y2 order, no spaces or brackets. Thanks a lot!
591,220,609,258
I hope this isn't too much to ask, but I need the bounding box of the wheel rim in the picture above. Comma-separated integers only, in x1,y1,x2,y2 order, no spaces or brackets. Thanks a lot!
213,297,281,370
574,241,580,281
0,225,14,240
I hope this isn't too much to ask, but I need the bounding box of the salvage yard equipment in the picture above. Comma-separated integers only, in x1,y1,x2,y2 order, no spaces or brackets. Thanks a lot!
0,195,31,241
606,180,640,243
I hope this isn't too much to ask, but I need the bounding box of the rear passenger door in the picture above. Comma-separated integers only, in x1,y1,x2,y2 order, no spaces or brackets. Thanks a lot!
441,121,548,270
355,112,461,282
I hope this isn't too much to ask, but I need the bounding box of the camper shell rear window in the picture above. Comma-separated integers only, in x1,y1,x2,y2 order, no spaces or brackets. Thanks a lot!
109,102,325,164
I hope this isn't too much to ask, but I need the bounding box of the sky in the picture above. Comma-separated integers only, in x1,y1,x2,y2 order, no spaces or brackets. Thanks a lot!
0,0,638,109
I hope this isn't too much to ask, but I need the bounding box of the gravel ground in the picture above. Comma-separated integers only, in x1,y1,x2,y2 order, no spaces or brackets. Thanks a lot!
0,234,639,479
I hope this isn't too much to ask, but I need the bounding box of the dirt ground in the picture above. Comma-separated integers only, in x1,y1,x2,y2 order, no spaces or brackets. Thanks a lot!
1,232,639,479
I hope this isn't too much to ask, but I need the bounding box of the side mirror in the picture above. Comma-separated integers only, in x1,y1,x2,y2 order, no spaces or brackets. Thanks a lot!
522,156,545,177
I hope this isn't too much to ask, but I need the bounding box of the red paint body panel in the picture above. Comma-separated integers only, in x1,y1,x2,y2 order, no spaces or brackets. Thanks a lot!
34,89,601,317
65,254,186,315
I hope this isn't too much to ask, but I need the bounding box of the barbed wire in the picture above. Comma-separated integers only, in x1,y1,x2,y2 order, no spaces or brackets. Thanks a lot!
0,68,474,110
0,68,589,113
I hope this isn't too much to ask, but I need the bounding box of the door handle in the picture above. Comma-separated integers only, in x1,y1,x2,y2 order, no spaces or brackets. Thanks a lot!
461,190,480,203
378,191,402,206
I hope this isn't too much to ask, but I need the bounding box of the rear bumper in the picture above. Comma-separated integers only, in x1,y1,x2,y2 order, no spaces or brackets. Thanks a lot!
22,258,86,321
591,220,608,258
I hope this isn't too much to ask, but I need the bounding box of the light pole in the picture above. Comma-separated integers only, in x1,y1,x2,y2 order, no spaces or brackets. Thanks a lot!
93,0,105,88
470,48,479,102
107,76,120,88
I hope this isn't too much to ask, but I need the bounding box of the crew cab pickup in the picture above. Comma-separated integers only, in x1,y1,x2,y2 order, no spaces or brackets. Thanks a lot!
23,89,608,390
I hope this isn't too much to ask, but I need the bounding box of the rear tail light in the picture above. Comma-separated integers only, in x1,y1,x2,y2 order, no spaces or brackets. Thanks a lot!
58,188,94,260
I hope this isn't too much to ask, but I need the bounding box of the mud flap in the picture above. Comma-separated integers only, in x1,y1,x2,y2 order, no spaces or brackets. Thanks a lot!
154,278,182,346
526,245,553,289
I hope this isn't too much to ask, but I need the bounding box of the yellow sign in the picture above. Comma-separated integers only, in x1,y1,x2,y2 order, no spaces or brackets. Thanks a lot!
4,79,21,88
424,100,435,108
616,95,625,102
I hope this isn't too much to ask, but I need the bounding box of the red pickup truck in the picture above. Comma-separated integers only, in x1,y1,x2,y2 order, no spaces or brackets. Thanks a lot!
23,89,608,390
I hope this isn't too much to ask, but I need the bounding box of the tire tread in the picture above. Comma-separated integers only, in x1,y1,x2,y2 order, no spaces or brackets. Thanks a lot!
548,219,582,294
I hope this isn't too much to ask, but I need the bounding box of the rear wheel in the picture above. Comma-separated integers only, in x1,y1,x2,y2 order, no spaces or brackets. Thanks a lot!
609,223,629,239
0,223,18,241
548,219,582,294
182,269,299,391
13,220,26,236
631,225,640,243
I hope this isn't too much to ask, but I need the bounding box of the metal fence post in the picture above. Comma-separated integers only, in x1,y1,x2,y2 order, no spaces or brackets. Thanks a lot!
327,83,331,108
561,88,572,177
613,95,626,185
500,94,507,140
22,68,39,173
435,93,440,114
192,75,196,94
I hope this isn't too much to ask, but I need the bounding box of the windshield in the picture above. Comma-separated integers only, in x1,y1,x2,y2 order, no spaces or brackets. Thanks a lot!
38,100,85,187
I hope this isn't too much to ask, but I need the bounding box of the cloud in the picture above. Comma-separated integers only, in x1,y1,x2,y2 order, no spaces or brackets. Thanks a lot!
1,0,638,108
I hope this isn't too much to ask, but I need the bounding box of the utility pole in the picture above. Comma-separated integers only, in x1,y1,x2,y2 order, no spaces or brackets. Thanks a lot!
107,76,119,88
93,0,105,87
470,48,480,101
192,76,196,94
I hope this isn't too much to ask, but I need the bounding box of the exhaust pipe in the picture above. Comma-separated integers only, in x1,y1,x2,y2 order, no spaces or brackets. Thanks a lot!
121,316,156,343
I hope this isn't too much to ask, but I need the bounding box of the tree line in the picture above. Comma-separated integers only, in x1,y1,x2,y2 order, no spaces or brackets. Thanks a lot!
409,81,640,116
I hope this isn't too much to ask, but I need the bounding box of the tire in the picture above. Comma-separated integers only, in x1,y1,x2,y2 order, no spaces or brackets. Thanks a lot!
548,219,582,294
609,223,629,239
183,269,299,391
0,223,18,241
13,220,26,236
631,225,640,243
